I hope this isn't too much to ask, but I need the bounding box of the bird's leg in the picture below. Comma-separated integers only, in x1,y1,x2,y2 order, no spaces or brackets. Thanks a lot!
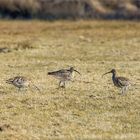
123,86,128,95
62,82,65,88
18,87,27,93
59,81,62,88
125,86,128,91
56,81,62,89
18,87,21,92
60,81,65,88
24,87,28,92
121,87,126,95
58,81,65,89
120,88,123,95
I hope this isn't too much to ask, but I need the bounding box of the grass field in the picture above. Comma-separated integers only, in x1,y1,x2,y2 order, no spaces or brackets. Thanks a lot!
0,20,140,140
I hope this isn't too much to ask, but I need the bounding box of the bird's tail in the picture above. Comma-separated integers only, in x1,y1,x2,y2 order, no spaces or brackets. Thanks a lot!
130,81,137,86
129,81,140,90
6,78,13,84
48,72,55,75
48,72,53,75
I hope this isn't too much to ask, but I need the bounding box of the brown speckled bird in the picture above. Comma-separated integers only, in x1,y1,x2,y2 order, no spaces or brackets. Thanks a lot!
102,69,131,95
48,67,80,88
6,76,41,92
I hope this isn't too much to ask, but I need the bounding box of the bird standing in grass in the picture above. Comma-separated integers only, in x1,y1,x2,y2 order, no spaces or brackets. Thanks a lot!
6,76,41,92
48,67,81,88
102,69,131,95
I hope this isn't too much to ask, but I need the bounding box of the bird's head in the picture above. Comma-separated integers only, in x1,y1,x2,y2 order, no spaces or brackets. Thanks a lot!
110,69,116,74
70,67,81,75
102,69,116,77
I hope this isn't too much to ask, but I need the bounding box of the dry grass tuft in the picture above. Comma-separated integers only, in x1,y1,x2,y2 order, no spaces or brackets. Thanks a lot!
16,40,36,50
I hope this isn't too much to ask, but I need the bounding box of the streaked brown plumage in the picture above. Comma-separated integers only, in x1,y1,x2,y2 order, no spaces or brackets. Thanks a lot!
48,67,80,88
6,76,41,92
102,69,131,95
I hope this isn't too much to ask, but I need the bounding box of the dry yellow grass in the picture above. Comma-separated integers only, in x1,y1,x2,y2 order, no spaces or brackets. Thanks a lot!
0,20,140,140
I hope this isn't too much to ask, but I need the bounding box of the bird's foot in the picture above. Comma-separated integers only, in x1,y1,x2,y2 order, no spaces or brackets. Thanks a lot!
60,85,65,89
56,85,65,90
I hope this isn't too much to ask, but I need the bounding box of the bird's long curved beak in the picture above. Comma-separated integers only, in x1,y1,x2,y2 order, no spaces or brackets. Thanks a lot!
74,69,81,75
102,71,111,77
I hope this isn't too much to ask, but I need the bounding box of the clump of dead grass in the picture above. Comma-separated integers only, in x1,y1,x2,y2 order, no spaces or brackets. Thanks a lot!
16,40,35,50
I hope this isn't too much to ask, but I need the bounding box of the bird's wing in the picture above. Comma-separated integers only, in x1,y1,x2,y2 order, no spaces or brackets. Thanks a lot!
48,69,67,76
117,77,130,86
57,69,70,77
14,76,27,84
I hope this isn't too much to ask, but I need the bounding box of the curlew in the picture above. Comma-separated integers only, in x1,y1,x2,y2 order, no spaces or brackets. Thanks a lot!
6,76,41,92
48,67,80,88
102,69,131,95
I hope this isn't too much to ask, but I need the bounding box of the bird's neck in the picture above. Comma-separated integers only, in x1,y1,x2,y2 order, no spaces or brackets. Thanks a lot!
69,69,73,73
112,72,116,80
